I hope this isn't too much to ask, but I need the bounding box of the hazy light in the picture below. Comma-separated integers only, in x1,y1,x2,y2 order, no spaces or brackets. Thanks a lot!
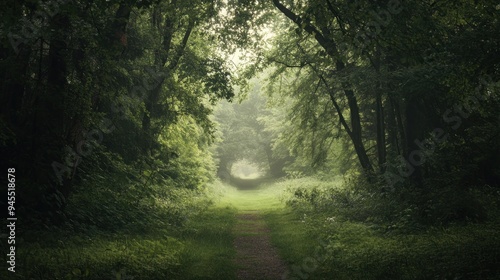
231,159,263,179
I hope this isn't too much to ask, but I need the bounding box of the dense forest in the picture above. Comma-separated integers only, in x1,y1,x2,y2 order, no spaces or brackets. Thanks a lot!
1,0,499,279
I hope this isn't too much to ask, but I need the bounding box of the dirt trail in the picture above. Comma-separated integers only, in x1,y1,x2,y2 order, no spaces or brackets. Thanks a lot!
233,211,287,280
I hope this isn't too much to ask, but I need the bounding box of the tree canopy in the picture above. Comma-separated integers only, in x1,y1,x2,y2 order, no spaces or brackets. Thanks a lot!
1,0,499,253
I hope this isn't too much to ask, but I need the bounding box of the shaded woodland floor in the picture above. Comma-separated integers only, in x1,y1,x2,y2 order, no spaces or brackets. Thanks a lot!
2,177,500,279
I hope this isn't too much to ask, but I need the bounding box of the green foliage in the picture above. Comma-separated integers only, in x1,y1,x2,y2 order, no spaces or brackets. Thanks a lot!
8,232,185,280
213,76,292,178
266,178,500,280
177,207,238,279
0,180,238,280
2,0,500,279
65,160,210,234
251,0,500,227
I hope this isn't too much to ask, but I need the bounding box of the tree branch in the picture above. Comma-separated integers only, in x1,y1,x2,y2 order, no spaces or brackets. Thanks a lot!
272,0,339,58
167,18,195,71
325,0,346,34
308,64,353,139
267,57,307,68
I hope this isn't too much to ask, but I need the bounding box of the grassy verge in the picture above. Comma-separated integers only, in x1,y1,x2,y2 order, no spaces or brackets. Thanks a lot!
263,177,500,280
0,182,238,280
5,177,498,279
1,227,185,279
213,178,285,211
264,209,319,265
176,206,237,280
1,208,238,280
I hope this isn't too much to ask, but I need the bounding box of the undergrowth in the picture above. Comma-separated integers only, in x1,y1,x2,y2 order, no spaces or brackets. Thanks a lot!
269,176,500,280
0,172,235,280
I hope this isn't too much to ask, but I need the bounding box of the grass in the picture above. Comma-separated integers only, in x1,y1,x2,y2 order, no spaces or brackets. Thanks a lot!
264,209,319,265
1,208,238,280
212,178,324,275
213,178,286,211
209,176,500,280
4,177,500,279
0,179,285,280
262,177,500,280
0,180,240,280
2,228,186,280
176,207,237,279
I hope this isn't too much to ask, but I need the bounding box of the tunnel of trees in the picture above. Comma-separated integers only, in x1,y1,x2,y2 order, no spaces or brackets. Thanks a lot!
1,0,499,279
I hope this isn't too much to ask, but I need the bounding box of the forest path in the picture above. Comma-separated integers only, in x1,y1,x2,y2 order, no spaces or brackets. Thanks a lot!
215,177,289,279
233,210,287,280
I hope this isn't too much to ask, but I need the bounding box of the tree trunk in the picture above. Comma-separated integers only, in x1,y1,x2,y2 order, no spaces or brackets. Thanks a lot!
404,97,424,186
273,0,373,175
376,91,387,173
344,88,373,174
393,96,407,157
32,13,71,217
142,13,194,153
386,94,401,156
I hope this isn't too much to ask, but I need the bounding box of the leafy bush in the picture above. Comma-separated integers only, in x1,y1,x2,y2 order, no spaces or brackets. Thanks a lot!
275,176,500,279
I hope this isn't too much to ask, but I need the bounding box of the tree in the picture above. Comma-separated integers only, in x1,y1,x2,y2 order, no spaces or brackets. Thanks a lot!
0,0,236,223
214,76,291,179
263,0,499,222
